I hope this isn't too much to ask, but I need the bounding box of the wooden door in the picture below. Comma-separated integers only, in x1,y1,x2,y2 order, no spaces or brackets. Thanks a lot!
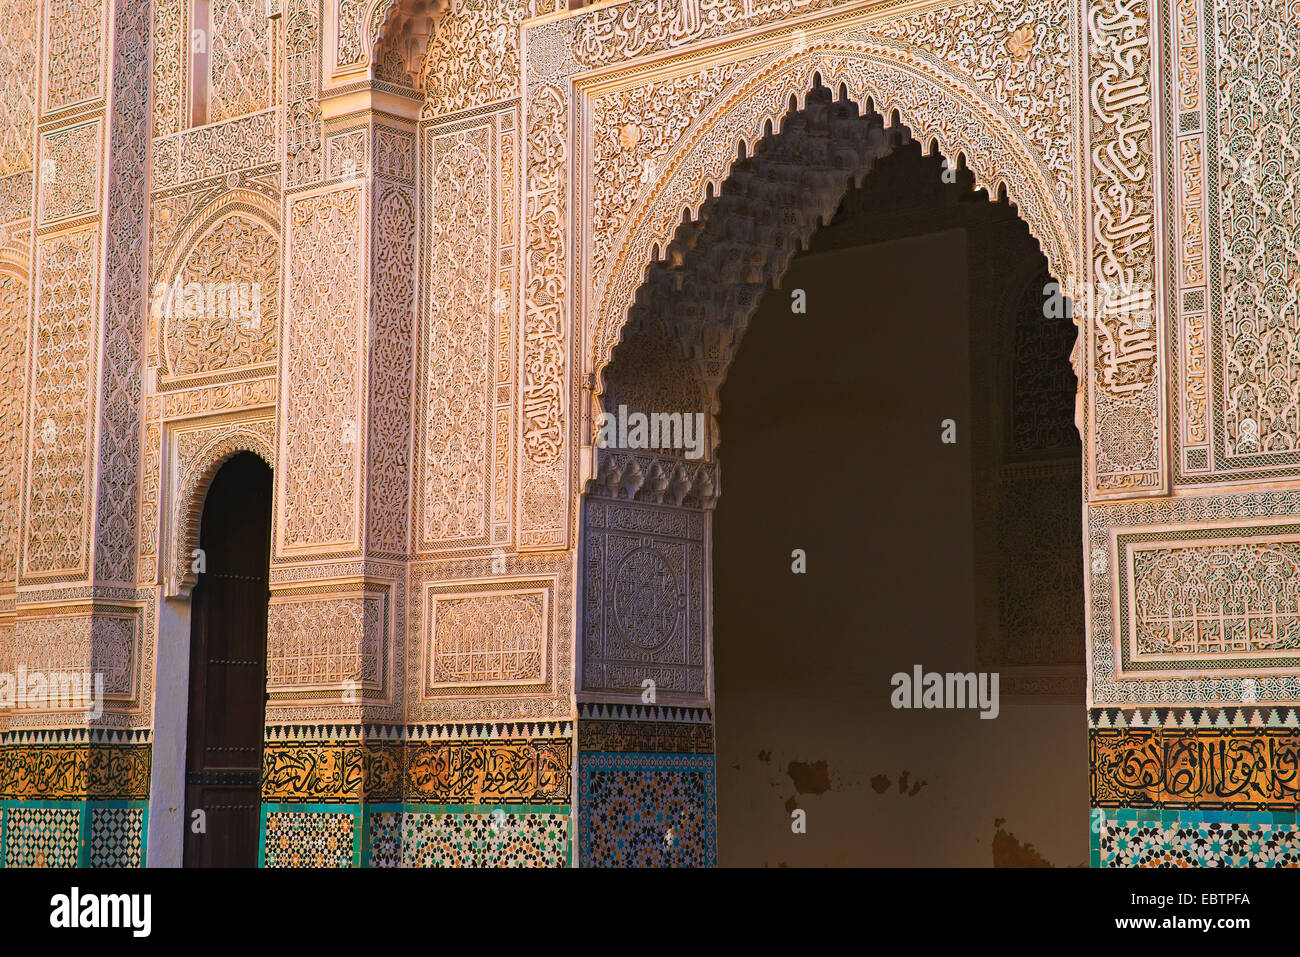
183,452,272,867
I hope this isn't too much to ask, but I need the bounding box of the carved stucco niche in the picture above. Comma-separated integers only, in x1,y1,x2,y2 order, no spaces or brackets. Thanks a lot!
151,190,282,389
0,0,39,177
165,415,276,597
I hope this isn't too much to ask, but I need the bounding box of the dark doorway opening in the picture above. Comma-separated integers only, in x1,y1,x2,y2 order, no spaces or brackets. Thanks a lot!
183,451,272,867
712,143,1085,865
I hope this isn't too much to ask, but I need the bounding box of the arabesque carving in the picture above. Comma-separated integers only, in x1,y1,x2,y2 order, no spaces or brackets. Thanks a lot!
3,0,1299,868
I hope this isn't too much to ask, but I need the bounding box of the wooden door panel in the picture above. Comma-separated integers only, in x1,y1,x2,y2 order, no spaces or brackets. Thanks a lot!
184,453,271,868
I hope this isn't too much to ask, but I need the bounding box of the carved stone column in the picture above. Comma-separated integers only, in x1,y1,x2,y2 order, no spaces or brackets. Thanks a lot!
262,8,419,858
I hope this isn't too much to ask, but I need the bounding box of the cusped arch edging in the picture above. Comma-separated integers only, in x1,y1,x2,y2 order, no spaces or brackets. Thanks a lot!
587,41,1082,391
168,427,275,598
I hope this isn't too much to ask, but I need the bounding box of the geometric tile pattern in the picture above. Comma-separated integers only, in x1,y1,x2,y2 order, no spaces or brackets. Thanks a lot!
260,807,358,868
578,752,716,867
365,805,570,867
88,805,146,868
2,806,81,867
1093,809,1300,867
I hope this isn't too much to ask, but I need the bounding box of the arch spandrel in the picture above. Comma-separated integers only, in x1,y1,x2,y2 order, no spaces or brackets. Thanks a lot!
583,41,1082,388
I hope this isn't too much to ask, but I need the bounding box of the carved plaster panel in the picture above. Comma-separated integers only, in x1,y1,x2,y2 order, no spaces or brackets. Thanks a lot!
407,551,572,723
1090,492,1300,706
581,497,707,703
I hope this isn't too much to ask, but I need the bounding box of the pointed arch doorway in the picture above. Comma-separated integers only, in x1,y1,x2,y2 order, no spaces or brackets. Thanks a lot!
578,81,1085,866
183,451,273,867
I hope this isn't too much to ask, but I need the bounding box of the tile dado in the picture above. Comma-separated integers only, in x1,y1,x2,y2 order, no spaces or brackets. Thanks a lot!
365,805,571,868
579,752,717,868
0,739,151,868
258,804,573,868
0,801,148,868
260,805,359,868
261,737,572,804
1090,727,1300,810
1092,809,1300,868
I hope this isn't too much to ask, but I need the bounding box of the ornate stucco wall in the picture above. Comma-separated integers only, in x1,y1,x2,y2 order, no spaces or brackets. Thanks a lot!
0,0,1296,867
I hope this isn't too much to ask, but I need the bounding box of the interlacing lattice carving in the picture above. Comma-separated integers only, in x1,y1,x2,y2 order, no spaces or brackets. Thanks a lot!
25,230,96,579
285,0,323,186
39,123,100,224
0,0,37,176
368,183,417,558
44,0,102,110
207,0,272,123
1214,0,1300,463
422,124,494,544
280,189,363,550
93,0,152,586
0,269,27,584
150,0,184,137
